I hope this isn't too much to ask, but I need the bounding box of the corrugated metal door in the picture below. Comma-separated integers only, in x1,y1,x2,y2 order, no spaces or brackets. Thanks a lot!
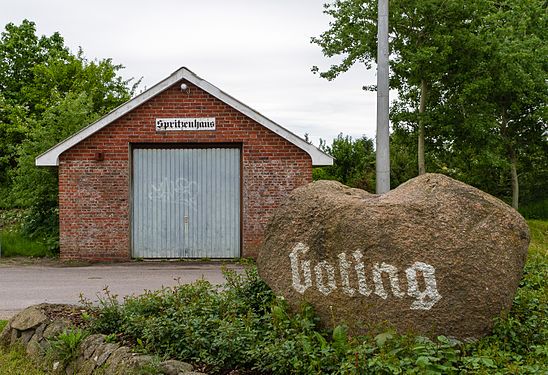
132,147,240,258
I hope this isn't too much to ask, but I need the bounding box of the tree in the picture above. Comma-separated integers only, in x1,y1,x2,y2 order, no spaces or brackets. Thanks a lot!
0,20,69,105
0,19,138,247
312,0,547,211
314,133,376,191
311,0,478,176
443,0,547,209
0,20,68,193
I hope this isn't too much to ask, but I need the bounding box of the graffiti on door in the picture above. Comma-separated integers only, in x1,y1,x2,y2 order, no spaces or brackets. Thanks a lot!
148,177,198,209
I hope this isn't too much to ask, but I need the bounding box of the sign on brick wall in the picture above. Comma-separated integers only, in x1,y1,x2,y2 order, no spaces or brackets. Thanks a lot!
156,118,216,131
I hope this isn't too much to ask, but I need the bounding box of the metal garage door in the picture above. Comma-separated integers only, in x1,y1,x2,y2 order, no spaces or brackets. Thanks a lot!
132,147,240,258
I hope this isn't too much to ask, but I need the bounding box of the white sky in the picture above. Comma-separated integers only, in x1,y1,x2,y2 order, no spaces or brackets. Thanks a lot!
1,0,380,146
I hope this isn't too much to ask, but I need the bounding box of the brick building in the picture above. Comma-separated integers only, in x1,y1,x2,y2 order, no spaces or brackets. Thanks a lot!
36,68,333,261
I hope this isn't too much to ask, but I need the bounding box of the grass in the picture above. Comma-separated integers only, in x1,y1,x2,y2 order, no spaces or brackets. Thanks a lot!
0,320,46,375
0,209,55,258
0,229,52,258
0,347,47,375
528,219,547,254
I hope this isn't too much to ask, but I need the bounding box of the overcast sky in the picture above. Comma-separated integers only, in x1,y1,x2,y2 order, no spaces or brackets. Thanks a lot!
2,0,380,146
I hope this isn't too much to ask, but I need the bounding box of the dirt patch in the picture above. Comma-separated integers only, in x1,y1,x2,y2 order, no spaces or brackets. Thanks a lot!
40,303,88,328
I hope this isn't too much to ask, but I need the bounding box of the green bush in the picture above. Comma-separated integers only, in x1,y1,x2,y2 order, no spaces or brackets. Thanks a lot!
85,222,547,374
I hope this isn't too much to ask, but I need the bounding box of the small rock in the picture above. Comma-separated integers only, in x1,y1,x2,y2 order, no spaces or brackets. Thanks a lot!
43,319,70,339
19,329,35,345
102,346,131,375
26,336,44,360
76,360,96,375
65,362,75,375
0,321,12,347
81,334,105,360
159,359,194,375
38,338,51,353
93,342,120,367
10,306,48,331
32,323,47,342
10,329,19,345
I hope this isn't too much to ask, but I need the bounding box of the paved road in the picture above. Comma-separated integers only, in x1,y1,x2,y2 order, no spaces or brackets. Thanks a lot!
0,261,238,319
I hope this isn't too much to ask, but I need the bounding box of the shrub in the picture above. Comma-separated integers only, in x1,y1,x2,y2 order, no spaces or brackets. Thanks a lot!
81,287,123,334
85,221,547,374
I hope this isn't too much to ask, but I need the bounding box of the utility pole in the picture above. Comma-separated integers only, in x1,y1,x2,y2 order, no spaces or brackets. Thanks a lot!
376,0,390,194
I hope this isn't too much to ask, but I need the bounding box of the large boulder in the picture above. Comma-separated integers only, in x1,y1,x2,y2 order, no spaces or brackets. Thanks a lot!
257,174,530,340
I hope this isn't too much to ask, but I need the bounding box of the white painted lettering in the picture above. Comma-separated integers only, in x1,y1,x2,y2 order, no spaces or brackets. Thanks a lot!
373,262,405,299
338,252,355,296
315,261,337,296
288,244,442,310
352,250,372,296
289,243,312,294
405,262,442,310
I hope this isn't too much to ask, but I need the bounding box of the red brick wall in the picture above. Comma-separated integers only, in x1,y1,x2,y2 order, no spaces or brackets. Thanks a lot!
58,81,312,261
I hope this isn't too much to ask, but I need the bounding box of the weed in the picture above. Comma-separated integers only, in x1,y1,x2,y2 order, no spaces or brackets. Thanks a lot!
47,328,89,366
104,333,117,343
80,287,123,334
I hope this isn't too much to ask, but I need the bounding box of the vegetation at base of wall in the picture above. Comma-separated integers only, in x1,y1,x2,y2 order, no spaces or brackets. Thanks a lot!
0,229,53,258
0,344,47,375
81,221,547,374
0,210,56,257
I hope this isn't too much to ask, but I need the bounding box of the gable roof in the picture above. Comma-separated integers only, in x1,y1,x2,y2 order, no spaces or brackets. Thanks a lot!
35,67,333,166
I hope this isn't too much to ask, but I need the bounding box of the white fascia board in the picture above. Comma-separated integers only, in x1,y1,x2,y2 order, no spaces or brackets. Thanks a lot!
35,67,333,167
35,70,185,166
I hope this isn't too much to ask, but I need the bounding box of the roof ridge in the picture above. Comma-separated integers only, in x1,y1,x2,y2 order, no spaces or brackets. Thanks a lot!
35,67,333,166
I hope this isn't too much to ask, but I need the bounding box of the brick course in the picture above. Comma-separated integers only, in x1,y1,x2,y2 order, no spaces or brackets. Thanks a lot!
58,81,312,261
